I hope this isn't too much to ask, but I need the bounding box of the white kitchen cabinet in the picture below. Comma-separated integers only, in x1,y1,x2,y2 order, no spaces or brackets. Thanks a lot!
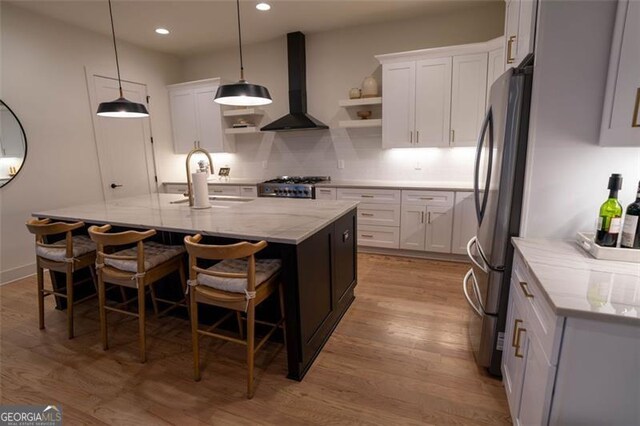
358,225,400,249
425,206,454,253
357,203,400,227
487,46,505,107
415,58,452,147
400,205,426,250
600,0,640,147
315,187,337,200
451,191,476,254
518,334,557,426
504,0,538,69
382,61,415,149
450,53,488,147
168,78,234,154
502,286,528,421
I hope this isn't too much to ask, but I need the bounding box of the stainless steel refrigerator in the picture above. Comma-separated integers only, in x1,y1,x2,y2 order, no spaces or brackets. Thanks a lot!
463,55,534,376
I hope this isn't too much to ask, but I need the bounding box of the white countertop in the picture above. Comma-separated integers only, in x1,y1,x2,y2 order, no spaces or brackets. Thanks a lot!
33,194,358,245
512,238,640,326
163,178,261,186
317,179,473,191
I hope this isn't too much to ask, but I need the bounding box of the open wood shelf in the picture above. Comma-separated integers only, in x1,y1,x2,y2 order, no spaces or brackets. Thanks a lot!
338,119,382,129
338,97,382,107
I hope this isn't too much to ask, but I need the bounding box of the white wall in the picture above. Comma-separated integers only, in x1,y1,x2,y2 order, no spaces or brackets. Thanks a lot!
521,0,640,239
161,2,505,183
0,3,182,283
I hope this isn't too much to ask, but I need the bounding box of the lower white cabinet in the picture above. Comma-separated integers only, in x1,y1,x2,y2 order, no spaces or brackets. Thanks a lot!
400,205,426,250
502,286,528,420
425,206,453,253
357,225,400,249
315,187,337,200
400,191,454,253
451,192,476,254
162,183,257,198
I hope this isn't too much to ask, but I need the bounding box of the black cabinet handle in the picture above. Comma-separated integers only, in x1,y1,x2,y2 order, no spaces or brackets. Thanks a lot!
110,183,123,189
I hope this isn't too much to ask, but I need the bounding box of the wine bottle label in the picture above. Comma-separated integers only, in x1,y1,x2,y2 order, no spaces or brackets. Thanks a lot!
621,215,639,247
609,217,622,233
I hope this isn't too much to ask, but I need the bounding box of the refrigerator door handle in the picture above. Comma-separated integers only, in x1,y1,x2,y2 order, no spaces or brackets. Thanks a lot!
467,237,488,273
473,108,494,225
463,269,483,317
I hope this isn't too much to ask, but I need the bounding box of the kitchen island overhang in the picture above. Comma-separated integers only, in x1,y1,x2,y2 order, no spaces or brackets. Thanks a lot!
33,194,359,380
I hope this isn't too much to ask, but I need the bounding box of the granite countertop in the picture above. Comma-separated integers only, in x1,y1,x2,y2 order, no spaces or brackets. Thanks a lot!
163,178,261,186
316,179,474,191
512,238,640,326
33,194,358,245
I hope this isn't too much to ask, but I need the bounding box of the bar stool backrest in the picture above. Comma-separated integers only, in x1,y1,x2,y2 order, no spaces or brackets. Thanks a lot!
88,224,156,274
26,218,85,261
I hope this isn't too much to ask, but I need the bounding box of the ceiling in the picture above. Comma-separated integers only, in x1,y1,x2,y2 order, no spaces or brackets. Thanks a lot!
12,0,485,56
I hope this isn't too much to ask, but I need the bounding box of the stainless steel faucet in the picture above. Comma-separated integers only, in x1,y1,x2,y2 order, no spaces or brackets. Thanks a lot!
185,144,214,207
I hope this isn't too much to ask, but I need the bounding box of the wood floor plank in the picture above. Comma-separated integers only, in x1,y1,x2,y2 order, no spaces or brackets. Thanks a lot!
0,254,510,425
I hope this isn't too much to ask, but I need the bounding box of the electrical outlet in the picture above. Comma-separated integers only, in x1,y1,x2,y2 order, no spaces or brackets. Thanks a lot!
414,162,422,170
337,159,345,169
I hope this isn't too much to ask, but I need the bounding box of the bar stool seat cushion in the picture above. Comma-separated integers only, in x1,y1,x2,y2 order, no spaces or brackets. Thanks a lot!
197,258,281,293
36,235,96,262
104,241,185,272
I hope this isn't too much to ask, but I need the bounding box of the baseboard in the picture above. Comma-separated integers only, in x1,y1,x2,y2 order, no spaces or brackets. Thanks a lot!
0,262,36,285
357,246,470,263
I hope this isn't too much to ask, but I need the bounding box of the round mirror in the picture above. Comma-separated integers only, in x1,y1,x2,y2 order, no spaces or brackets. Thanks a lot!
0,100,27,188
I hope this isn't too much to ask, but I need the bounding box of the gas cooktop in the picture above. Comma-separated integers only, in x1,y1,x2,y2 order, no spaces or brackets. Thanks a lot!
258,176,331,199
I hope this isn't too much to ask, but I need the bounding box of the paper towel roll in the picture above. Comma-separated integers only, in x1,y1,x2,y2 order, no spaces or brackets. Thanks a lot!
192,172,211,209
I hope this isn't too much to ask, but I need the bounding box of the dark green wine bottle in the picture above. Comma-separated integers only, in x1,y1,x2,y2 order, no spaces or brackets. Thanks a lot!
595,174,623,247
621,181,640,249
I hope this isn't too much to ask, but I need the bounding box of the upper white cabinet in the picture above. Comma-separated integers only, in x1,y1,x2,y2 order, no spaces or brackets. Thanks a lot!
504,0,538,69
450,53,488,147
377,38,501,149
382,62,416,148
600,0,640,147
487,46,505,106
167,78,234,154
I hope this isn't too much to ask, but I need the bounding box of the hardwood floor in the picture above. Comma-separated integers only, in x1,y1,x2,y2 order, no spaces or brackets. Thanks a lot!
0,254,510,425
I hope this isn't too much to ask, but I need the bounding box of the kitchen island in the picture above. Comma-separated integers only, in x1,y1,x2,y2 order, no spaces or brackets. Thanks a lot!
33,193,359,380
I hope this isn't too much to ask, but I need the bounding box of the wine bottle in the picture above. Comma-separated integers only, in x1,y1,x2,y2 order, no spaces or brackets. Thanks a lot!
595,174,623,247
621,181,640,249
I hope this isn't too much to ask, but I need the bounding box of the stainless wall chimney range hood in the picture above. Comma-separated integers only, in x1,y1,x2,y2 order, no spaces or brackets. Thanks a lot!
261,32,329,132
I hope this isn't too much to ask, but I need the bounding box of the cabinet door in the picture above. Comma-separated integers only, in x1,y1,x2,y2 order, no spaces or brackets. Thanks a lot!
415,57,452,147
400,205,426,250
451,192,476,254
194,85,228,153
518,334,557,426
504,0,520,69
382,61,416,148
315,187,337,200
516,0,538,64
169,88,198,154
487,47,504,107
425,205,453,253
450,53,488,147
600,0,640,147
502,285,528,421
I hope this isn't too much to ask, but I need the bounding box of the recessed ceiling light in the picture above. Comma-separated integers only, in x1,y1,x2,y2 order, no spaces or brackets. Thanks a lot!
256,2,271,11
155,28,170,35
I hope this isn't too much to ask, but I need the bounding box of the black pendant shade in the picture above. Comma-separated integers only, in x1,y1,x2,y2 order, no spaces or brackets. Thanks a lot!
214,0,272,106
97,96,149,118
214,80,272,106
96,0,149,119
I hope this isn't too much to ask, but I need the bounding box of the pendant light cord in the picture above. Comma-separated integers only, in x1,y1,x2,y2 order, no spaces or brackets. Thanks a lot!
236,0,245,81
107,0,124,97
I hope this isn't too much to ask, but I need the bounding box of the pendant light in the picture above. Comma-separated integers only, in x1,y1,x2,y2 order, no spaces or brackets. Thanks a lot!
214,0,272,106
96,0,149,118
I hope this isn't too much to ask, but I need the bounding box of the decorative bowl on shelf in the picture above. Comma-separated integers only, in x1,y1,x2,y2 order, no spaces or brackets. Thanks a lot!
357,110,372,120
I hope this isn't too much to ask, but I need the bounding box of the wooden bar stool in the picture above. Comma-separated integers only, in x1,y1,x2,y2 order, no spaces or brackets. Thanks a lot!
184,234,286,399
26,218,98,339
88,224,187,363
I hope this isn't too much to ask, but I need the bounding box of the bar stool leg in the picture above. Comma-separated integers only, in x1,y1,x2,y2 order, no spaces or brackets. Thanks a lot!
37,265,45,330
149,285,159,316
236,312,244,340
178,261,188,315
190,289,201,381
246,301,256,399
98,272,108,350
137,282,146,363
279,282,287,350
66,263,74,339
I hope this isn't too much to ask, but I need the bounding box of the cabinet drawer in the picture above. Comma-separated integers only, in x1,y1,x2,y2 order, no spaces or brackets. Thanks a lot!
357,225,400,249
315,187,337,200
209,185,241,196
239,186,257,198
164,183,187,194
358,203,400,227
337,188,401,204
402,190,454,207
512,253,563,365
